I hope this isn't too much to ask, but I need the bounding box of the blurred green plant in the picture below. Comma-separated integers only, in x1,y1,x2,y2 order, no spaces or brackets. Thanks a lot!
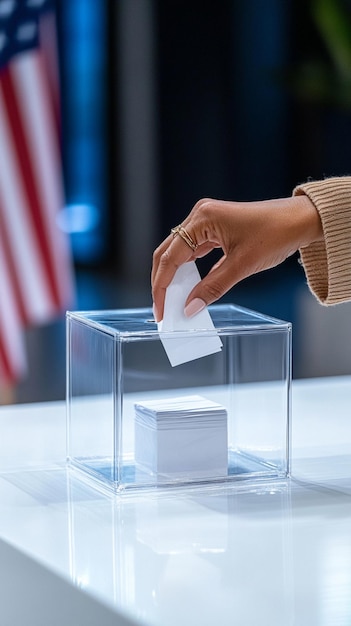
288,0,351,110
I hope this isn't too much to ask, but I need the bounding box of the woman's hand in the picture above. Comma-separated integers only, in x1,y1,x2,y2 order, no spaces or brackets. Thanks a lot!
151,195,323,322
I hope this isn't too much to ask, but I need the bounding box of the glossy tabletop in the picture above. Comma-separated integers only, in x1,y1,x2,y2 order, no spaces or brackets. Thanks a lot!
0,377,351,626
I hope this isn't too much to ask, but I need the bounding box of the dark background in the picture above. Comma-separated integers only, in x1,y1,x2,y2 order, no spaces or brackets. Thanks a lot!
16,0,351,402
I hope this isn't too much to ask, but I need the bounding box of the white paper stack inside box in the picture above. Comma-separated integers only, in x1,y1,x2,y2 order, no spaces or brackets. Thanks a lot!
134,395,228,480
66,304,291,493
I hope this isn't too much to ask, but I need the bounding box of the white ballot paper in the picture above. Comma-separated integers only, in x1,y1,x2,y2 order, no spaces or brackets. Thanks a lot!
134,395,228,479
158,262,222,367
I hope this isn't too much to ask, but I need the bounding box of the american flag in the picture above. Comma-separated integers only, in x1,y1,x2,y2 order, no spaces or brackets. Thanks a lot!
0,0,74,387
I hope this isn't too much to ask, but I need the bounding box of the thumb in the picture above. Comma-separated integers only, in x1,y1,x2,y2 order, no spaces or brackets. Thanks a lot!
184,257,239,318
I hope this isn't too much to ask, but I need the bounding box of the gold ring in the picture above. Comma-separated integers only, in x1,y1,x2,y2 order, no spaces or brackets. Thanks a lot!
171,225,198,252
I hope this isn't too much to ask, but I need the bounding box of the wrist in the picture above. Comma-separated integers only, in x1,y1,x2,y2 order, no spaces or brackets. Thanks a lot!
292,194,323,248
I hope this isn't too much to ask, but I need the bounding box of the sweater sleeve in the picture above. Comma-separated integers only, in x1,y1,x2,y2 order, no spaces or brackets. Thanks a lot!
293,176,351,305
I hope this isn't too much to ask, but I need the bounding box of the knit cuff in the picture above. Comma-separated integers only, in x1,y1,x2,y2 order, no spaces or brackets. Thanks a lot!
293,177,351,305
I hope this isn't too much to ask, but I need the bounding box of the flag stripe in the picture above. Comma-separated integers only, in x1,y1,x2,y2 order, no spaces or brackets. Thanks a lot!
14,52,74,308
0,203,27,324
0,89,55,322
0,64,61,310
0,225,26,383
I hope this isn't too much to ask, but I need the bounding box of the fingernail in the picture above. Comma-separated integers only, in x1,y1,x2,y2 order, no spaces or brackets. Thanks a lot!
184,298,206,318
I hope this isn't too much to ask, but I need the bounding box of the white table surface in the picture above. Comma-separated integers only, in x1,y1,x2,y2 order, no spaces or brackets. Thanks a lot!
0,376,351,626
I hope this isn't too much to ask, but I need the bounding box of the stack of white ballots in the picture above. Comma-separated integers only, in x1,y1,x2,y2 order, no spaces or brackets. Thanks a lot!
134,395,228,480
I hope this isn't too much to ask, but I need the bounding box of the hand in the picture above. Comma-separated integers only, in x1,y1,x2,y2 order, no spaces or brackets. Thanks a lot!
151,195,323,322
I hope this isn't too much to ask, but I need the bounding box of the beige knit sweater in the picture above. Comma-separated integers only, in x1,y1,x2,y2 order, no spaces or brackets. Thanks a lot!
293,177,351,305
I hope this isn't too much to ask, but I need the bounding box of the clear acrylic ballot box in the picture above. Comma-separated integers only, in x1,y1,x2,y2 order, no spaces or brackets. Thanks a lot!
66,305,291,493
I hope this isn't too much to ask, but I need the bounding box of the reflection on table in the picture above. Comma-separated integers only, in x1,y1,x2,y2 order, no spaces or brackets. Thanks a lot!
0,377,350,625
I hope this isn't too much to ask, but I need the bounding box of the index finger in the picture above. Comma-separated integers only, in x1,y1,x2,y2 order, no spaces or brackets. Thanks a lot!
151,233,172,286
152,233,196,322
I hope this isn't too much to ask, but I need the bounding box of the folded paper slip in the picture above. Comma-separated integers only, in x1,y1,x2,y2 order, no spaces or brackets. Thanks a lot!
158,262,222,367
